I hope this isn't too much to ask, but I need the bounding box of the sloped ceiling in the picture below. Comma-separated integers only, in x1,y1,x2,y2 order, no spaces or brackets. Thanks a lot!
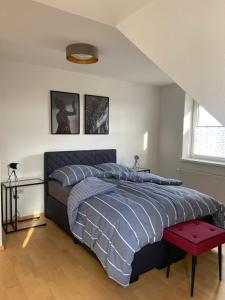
3,0,224,123
118,0,225,125
34,0,152,25
34,0,225,124
0,0,171,85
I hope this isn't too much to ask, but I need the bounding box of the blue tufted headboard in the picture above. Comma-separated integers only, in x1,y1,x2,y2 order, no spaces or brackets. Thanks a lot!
44,149,116,227
44,149,116,181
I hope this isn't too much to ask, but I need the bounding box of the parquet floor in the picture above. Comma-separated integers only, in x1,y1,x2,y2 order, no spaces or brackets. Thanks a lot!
0,219,225,300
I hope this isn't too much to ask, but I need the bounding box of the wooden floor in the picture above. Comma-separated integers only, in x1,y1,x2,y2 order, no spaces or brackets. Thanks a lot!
1,219,225,300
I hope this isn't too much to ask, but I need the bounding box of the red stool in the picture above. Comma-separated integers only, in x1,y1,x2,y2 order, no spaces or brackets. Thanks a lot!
163,220,225,297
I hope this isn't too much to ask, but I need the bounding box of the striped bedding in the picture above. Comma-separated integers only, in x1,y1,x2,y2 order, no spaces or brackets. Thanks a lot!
67,172,225,287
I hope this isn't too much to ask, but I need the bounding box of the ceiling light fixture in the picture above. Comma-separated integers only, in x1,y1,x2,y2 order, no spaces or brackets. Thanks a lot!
66,43,98,64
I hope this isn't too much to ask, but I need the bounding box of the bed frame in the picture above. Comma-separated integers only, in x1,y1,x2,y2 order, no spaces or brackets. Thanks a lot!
44,149,188,283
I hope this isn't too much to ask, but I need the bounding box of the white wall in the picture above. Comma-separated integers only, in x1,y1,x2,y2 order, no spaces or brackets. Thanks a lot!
118,0,225,126
0,77,3,246
159,84,225,204
0,160,2,246
0,60,160,217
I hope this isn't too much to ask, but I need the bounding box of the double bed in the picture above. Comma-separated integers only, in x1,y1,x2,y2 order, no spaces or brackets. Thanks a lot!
44,149,220,286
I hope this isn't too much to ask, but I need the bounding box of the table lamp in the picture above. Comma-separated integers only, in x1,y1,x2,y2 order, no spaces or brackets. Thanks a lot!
8,162,20,182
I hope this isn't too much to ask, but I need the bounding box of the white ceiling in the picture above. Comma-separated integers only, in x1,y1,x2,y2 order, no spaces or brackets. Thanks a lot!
0,0,172,85
118,0,225,125
33,0,152,26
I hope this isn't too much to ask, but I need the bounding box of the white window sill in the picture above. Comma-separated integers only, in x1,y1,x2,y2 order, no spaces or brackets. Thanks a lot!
180,158,225,168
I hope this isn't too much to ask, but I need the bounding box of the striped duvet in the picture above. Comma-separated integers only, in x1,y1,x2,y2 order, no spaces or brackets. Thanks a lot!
67,172,225,287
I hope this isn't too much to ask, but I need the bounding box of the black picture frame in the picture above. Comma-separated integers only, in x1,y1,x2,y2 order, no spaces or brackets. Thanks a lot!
85,94,109,134
51,90,80,134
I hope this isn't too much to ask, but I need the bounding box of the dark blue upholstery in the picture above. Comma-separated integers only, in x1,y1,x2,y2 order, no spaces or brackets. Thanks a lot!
44,149,116,217
44,149,116,180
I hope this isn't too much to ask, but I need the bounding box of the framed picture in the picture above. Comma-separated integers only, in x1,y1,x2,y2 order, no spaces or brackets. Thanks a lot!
85,95,109,134
51,91,80,134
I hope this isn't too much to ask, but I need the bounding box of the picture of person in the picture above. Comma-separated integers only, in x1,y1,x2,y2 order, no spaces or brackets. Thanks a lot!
85,95,109,134
51,91,80,134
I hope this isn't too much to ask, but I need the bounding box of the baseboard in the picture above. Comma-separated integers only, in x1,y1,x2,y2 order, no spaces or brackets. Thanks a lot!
18,212,44,221
3,212,44,224
0,245,5,251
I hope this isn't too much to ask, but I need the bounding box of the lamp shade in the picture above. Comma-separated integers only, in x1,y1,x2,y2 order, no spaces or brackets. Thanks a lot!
66,43,98,64
8,163,20,170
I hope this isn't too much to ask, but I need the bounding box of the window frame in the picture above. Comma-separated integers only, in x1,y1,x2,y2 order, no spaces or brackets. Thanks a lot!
190,102,225,163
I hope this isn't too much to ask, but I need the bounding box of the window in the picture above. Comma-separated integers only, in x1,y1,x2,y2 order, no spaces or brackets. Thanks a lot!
190,102,225,162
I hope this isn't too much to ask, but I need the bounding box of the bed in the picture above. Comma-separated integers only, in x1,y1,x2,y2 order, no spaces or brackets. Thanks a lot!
44,149,215,285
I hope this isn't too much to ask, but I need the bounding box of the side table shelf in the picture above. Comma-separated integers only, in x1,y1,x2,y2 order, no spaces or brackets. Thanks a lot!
134,168,151,173
1,178,47,234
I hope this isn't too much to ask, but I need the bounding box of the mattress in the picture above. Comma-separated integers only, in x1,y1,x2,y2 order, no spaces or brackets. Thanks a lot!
48,180,72,206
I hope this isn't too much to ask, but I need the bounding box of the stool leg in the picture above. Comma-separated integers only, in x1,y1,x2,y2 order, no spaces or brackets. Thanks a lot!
166,243,171,278
191,256,197,297
167,263,171,278
218,245,222,281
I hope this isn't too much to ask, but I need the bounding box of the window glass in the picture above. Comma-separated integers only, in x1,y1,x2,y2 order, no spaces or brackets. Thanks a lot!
196,106,222,127
192,104,225,160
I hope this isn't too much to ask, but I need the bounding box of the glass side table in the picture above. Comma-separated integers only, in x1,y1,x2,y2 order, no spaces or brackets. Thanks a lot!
1,178,47,233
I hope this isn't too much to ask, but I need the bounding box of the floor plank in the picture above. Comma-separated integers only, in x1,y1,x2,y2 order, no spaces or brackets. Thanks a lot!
0,219,225,300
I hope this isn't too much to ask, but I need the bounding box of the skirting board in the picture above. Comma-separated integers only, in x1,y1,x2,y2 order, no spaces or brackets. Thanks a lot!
18,212,44,222
1,212,45,248
3,212,44,224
